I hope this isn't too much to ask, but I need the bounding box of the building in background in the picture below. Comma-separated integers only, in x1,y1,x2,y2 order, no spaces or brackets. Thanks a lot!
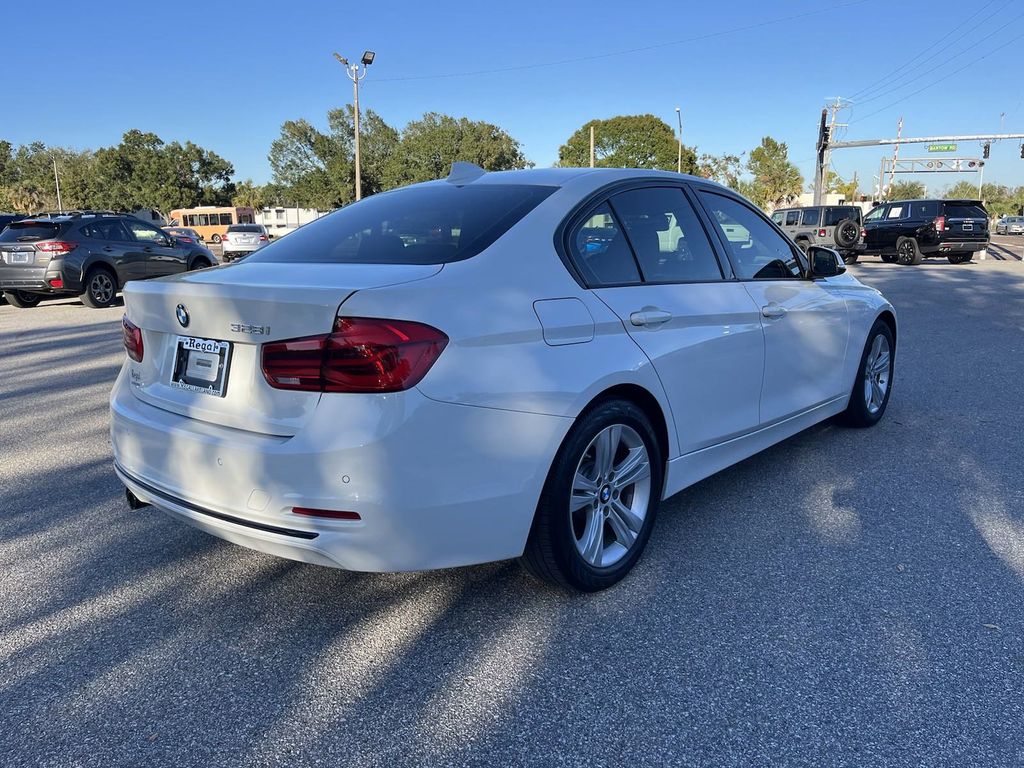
254,207,329,238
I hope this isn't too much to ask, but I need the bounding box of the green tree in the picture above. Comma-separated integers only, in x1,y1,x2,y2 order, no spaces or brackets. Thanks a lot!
392,113,529,186
887,180,926,200
232,179,266,210
558,115,696,173
697,153,744,190
746,137,803,209
944,180,980,200
268,118,349,209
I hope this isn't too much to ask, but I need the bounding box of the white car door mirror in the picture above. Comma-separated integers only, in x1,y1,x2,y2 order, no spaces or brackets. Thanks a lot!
808,245,845,278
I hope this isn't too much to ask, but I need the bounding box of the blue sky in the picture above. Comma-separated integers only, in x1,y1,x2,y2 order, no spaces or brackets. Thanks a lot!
6,0,1023,193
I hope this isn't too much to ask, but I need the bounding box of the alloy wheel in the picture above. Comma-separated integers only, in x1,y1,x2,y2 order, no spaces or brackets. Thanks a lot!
90,273,114,305
863,334,891,414
898,241,915,265
569,424,651,568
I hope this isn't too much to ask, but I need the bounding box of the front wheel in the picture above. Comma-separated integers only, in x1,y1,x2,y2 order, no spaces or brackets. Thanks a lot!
3,290,43,308
521,400,663,592
841,319,895,428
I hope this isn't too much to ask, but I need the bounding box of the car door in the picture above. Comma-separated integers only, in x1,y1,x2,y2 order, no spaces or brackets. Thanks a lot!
84,219,145,283
570,186,765,454
694,188,850,425
123,219,186,277
862,204,888,252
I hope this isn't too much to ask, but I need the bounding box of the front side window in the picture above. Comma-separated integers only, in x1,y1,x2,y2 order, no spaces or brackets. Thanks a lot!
864,206,886,222
610,187,722,282
569,203,641,286
698,191,802,280
125,219,166,242
785,210,800,226
249,183,555,266
801,208,821,226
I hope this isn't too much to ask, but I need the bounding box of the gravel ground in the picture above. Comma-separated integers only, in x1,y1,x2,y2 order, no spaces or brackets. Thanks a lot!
1,259,1023,767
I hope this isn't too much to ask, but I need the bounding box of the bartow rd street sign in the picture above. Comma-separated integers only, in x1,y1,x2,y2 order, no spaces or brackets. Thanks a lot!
927,143,958,152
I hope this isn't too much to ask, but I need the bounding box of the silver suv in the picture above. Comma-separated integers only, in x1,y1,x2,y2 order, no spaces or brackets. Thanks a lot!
772,205,864,264
221,223,270,261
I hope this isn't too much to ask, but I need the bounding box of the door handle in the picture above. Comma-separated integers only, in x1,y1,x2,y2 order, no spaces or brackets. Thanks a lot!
761,304,788,319
629,308,673,327
143,246,153,253
103,246,114,252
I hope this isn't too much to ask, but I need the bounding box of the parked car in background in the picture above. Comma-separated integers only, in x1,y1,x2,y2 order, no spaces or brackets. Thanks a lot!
163,226,207,245
0,211,217,309
995,216,1024,235
221,223,270,261
111,165,897,592
771,205,864,263
861,199,989,265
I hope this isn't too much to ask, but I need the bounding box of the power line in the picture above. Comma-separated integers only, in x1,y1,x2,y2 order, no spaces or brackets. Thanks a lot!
372,0,876,83
847,0,1004,101
852,4,1022,108
849,28,1024,126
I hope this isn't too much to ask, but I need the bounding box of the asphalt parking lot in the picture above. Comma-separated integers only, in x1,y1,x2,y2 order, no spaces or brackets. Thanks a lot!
2,259,1023,767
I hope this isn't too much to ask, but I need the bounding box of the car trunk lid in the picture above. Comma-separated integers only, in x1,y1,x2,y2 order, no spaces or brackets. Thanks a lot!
122,261,442,436
943,201,989,241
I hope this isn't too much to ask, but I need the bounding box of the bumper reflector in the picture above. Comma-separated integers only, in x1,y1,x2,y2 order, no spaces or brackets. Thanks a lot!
292,507,361,521
48,278,64,288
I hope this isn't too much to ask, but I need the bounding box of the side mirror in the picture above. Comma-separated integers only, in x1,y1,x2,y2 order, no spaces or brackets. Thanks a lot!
808,245,846,278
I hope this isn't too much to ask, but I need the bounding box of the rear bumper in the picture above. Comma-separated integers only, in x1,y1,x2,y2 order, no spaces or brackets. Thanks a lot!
0,263,69,293
934,240,987,253
110,366,572,572
222,243,265,257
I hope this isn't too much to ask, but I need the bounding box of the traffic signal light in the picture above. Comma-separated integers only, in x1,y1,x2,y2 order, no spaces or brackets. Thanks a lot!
822,126,831,145
1020,144,1024,159
983,142,991,159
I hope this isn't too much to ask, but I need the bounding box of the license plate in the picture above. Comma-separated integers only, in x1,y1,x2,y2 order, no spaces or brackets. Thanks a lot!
3,250,31,264
963,223,973,231
171,336,232,397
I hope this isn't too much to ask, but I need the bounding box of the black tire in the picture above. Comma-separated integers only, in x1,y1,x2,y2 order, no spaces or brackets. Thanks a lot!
795,238,810,253
842,253,860,265
834,218,859,248
947,252,972,264
211,234,221,244
841,319,895,428
521,399,664,592
896,237,922,266
189,257,211,270
3,290,43,308
80,266,118,309
880,253,897,263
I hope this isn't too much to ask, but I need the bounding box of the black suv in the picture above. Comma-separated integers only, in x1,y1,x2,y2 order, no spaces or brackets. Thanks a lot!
862,199,989,265
0,212,217,308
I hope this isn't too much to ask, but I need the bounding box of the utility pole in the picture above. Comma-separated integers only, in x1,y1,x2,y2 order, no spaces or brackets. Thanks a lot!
589,125,595,168
813,108,829,206
675,106,683,173
52,157,62,213
333,50,375,202
888,116,903,193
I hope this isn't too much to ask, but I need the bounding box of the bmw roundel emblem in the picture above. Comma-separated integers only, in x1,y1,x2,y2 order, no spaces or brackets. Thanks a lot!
176,304,190,328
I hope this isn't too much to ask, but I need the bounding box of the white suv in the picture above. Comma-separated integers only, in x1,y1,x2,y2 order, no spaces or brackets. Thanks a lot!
221,224,269,261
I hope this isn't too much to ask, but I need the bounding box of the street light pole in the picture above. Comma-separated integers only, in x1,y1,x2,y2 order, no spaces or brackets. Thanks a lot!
52,157,63,213
675,107,683,173
333,50,375,202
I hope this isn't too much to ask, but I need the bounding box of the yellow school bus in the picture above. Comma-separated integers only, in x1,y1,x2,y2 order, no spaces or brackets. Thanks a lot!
168,206,255,244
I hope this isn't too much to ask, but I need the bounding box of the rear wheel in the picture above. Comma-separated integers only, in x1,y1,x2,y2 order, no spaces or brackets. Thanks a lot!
842,253,860,265
841,319,894,428
81,267,118,309
3,290,43,308
947,252,972,264
521,400,663,592
211,234,221,244
896,237,922,266
795,238,810,253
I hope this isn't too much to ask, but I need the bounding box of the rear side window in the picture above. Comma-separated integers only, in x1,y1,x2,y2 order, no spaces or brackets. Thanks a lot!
249,183,555,265
609,187,722,282
785,210,800,226
228,224,263,233
569,203,641,286
907,201,939,219
0,222,61,242
823,207,861,225
771,211,784,224
800,208,821,226
945,203,987,219
82,220,131,241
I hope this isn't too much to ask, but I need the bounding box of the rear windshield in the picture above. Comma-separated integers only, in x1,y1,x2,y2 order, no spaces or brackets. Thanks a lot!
945,203,987,219
0,221,62,242
823,207,861,225
228,224,263,233
247,183,556,265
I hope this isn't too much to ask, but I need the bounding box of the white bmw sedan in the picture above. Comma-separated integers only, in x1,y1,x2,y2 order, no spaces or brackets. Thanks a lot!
111,165,896,591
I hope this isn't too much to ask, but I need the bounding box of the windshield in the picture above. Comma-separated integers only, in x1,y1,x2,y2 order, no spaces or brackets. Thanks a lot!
248,183,556,265
0,221,62,242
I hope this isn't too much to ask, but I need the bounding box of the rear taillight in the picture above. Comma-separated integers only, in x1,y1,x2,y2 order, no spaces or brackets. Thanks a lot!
35,241,78,256
123,316,144,362
934,216,945,232
818,228,826,237
258,234,268,241
261,317,448,393
860,227,867,239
